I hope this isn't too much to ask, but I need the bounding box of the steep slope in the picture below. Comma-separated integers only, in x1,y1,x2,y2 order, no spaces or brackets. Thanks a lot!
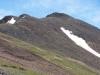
0,32,99,75
0,12,100,74
0,32,73,75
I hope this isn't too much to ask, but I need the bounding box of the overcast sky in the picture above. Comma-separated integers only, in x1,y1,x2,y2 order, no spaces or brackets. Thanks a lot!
0,0,100,28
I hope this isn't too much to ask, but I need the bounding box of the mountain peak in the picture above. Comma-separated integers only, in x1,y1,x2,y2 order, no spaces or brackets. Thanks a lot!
46,12,71,18
19,14,31,18
0,15,17,24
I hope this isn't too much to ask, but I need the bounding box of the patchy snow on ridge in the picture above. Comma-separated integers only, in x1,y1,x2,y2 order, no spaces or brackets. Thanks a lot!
7,17,16,24
60,27,100,58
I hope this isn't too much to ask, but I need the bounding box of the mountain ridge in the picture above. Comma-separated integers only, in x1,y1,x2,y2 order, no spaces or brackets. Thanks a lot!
0,12,100,75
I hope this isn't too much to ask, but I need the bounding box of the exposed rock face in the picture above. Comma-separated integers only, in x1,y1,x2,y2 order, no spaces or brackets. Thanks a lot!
0,16,17,24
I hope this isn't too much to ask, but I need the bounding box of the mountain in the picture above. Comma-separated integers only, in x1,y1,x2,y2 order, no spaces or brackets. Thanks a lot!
0,15,17,24
0,12,100,75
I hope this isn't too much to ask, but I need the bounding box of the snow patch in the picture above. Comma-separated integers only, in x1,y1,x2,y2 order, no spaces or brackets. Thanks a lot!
60,27,100,58
7,17,16,24
21,16,25,18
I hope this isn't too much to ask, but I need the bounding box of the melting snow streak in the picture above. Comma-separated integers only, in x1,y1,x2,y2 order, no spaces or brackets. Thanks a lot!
60,27,100,58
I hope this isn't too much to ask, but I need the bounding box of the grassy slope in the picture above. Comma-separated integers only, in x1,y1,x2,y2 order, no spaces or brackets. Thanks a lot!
0,58,40,75
0,32,99,75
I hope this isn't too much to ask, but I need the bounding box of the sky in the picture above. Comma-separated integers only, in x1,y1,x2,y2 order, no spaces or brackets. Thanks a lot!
0,0,100,28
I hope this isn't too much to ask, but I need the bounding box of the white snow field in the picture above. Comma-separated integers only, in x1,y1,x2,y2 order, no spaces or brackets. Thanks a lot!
7,17,16,24
60,27,100,58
